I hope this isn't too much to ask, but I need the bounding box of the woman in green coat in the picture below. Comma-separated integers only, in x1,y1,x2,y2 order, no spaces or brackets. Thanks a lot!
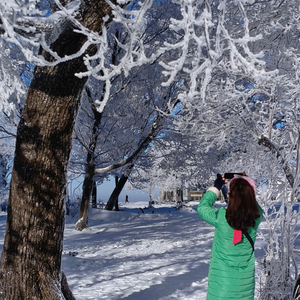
197,174,263,300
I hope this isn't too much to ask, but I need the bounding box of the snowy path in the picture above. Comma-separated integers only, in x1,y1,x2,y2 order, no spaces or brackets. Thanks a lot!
0,201,270,299
62,202,266,300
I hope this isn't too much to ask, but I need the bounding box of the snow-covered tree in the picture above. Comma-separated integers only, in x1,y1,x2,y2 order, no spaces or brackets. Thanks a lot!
72,64,179,228
0,0,123,298
161,1,300,297
0,39,28,210
1,0,300,298
67,0,181,230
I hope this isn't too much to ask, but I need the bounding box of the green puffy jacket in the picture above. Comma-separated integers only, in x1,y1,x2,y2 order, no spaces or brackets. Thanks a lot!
197,187,263,300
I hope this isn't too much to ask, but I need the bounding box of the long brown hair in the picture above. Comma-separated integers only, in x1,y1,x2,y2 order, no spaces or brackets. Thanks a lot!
226,178,260,231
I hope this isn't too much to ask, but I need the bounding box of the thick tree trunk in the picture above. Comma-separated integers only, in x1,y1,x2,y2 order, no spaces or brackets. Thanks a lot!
105,173,131,211
0,56,86,300
0,0,116,298
75,88,102,231
75,163,94,231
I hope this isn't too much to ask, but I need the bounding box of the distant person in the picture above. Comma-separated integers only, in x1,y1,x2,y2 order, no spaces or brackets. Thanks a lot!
125,195,129,203
197,173,263,300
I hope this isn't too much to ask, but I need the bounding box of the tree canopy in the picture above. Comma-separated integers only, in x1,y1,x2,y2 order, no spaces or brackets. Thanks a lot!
1,0,300,298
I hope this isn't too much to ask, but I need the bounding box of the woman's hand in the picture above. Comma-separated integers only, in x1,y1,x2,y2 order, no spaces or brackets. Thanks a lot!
222,175,228,184
214,174,225,190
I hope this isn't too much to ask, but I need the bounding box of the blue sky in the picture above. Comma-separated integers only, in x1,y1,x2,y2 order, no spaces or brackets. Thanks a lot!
69,175,151,203
97,177,151,203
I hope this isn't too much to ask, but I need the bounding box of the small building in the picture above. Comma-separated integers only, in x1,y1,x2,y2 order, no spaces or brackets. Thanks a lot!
187,190,205,201
161,188,206,202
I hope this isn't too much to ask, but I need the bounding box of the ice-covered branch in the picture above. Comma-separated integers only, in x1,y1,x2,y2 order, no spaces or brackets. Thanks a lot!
158,0,277,106
0,0,84,64
94,118,158,175
80,0,156,78
258,135,295,188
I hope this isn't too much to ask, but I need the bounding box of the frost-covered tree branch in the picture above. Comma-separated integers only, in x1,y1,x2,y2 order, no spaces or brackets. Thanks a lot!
258,135,295,188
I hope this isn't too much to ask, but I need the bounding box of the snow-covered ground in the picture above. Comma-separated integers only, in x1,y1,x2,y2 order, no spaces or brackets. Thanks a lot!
62,201,269,300
0,200,289,299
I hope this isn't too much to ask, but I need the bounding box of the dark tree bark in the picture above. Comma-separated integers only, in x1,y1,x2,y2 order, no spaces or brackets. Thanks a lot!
114,176,120,211
75,88,102,231
92,180,97,208
75,161,95,231
61,272,76,300
105,172,131,211
0,0,116,298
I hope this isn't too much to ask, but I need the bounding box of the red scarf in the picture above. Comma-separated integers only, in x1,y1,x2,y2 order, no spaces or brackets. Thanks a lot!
233,229,242,244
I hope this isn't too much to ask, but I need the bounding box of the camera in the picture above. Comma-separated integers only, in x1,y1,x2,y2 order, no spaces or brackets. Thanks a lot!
223,173,244,179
